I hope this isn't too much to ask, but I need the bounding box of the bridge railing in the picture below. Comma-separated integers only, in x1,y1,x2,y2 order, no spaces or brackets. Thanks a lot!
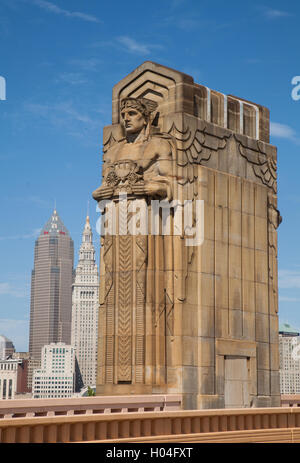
0,394,181,419
1,406,300,443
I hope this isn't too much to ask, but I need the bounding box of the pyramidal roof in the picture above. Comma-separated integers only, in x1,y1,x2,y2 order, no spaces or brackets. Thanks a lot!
41,209,70,236
279,322,300,335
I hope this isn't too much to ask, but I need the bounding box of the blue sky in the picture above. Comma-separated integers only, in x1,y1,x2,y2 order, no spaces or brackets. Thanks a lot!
1,0,300,351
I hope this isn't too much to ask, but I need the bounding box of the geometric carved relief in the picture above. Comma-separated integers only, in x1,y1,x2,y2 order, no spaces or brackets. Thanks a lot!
235,134,277,193
117,235,132,382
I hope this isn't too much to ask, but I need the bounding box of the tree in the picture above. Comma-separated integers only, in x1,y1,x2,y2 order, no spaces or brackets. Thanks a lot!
87,386,95,396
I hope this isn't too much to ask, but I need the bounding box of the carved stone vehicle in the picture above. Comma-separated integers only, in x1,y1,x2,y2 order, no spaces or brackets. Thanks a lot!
92,61,281,410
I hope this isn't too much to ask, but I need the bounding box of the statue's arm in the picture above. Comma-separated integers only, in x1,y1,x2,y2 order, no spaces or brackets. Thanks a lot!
144,139,174,200
92,156,113,201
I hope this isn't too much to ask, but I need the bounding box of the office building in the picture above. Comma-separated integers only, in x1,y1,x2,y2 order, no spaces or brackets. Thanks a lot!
29,209,74,364
0,357,29,399
32,343,75,399
71,215,99,387
279,323,300,394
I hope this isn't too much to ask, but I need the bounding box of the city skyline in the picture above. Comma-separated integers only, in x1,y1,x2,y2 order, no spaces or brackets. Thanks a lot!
1,0,300,351
0,206,99,352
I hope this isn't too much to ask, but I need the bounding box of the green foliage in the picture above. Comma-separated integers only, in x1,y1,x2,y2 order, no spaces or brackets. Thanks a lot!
87,386,95,396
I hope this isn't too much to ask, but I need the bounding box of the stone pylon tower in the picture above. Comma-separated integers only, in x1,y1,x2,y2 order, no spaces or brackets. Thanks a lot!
29,209,74,363
71,216,99,387
93,62,281,409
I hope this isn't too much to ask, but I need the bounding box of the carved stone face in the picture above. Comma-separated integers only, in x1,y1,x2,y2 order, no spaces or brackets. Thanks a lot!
120,107,146,134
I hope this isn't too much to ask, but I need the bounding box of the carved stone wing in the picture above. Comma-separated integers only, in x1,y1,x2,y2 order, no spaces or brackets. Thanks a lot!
103,128,124,154
235,134,277,193
168,122,207,167
167,120,230,185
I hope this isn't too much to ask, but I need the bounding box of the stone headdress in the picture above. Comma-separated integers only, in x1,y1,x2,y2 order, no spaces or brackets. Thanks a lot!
120,97,158,119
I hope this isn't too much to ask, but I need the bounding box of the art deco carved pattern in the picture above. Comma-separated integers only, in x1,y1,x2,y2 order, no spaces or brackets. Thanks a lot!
135,235,147,383
268,193,281,314
235,134,277,193
103,235,114,383
117,234,132,382
167,122,229,181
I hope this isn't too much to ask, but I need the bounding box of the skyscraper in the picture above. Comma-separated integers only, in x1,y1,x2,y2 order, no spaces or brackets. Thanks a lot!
29,209,74,363
71,215,99,387
279,323,300,394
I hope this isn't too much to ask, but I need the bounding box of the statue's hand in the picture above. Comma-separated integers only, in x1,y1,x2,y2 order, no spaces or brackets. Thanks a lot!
92,185,113,201
144,179,172,201
92,187,101,201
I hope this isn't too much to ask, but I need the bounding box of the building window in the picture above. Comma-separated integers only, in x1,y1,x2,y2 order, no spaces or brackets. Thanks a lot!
8,379,12,399
3,379,7,398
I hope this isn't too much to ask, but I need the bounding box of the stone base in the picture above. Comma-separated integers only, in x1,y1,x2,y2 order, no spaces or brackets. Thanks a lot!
192,394,280,410
96,385,281,410
196,394,225,410
271,395,281,407
255,395,281,408
96,384,155,396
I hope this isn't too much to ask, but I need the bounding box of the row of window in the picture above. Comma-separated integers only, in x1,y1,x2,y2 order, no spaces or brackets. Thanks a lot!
79,291,95,298
34,394,73,399
34,376,73,380
0,363,17,370
34,386,72,390
0,378,13,398
49,348,68,354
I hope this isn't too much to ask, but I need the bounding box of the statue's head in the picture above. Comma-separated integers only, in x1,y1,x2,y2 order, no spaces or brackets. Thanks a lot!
120,97,158,136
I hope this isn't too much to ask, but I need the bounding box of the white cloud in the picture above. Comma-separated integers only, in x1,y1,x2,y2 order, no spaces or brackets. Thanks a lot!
0,282,28,298
0,228,41,241
56,102,94,124
91,37,163,56
25,100,95,126
30,0,100,23
263,8,292,19
116,36,163,55
23,100,100,146
56,72,87,86
270,122,300,145
68,58,102,72
117,36,151,55
278,270,300,289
